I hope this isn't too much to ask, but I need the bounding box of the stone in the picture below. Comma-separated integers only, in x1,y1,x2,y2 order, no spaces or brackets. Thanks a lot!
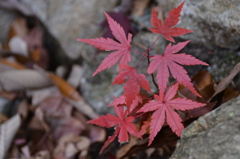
171,95,240,159
156,0,240,50
21,0,118,59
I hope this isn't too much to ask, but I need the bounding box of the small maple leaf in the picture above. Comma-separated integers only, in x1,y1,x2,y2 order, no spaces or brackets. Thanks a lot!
148,40,208,97
138,83,205,146
150,1,193,42
108,95,143,113
112,65,152,110
87,105,139,153
77,12,132,76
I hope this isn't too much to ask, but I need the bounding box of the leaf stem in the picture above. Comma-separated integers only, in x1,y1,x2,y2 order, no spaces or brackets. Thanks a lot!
131,48,148,57
135,112,146,119
147,52,159,90
134,52,148,68
148,34,162,55
146,35,162,90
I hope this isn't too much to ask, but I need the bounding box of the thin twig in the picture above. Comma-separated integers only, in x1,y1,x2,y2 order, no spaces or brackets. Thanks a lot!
147,52,158,90
131,48,148,57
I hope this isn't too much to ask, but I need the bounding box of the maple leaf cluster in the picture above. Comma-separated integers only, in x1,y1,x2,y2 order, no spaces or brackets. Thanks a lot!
78,1,208,153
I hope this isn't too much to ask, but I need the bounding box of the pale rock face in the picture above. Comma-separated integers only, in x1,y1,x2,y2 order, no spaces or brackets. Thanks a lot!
21,0,118,59
157,0,240,49
171,95,240,159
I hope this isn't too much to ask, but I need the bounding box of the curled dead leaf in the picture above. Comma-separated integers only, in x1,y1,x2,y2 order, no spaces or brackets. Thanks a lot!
133,0,151,16
48,73,80,101
209,62,240,102
54,134,91,159
0,114,21,159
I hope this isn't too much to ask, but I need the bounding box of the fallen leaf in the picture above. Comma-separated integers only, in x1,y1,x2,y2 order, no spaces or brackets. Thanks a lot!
9,36,28,57
54,134,91,159
21,145,31,158
28,87,58,106
17,99,29,119
209,62,240,102
133,0,151,16
186,102,216,118
0,113,8,124
0,114,21,159
48,73,80,101
35,150,50,159
67,97,99,119
67,64,83,88
30,47,41,62
35,108,50,131
192,70,214,101
116,136,148,158
89,126,106,143
222,86,240,103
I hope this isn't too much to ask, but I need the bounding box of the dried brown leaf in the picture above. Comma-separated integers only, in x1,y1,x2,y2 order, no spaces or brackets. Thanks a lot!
133,0,151,16
48,73,80,101
209,62,240,102
192,70,215,101
35,150,51,159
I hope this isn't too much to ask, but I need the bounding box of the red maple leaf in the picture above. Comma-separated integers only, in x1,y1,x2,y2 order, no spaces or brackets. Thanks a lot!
108,95,144,113
77,12,132,76
138,83,205,146
150,1,193,42
87,105,139,153
148,40,208,97
112,65,152,110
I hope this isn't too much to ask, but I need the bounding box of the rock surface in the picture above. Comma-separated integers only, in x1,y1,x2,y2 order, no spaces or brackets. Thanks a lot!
171,95,240,159
21,0,118,59
157,0,240,50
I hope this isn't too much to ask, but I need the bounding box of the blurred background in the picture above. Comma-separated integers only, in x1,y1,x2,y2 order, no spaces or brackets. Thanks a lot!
0,0,240,158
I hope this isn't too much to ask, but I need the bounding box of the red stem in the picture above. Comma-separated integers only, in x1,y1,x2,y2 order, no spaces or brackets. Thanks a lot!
131,48,148,57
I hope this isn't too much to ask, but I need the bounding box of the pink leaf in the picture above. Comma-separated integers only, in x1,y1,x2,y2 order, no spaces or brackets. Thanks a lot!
148,41,208,97
138,83,206,145
77,12,132,76
150,2,193,42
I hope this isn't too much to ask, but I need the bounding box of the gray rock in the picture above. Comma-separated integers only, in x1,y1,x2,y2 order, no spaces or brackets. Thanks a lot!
171,95,240,159
21,0,118,59
156,0,240,49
